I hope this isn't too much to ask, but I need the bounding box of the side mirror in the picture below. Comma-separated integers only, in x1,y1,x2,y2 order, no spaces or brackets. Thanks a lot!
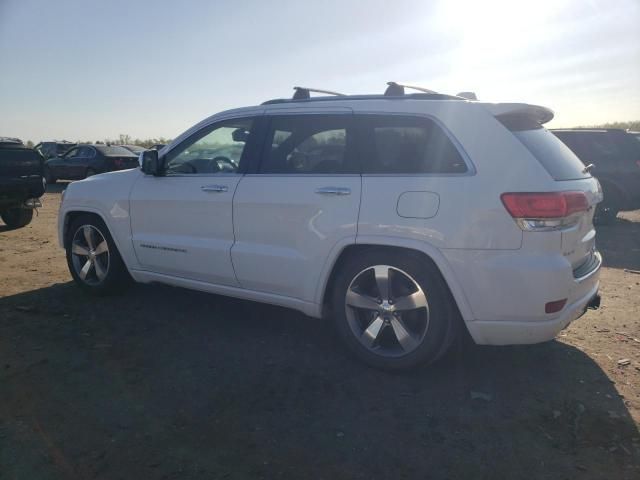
232,128,249,142
140,149,162,176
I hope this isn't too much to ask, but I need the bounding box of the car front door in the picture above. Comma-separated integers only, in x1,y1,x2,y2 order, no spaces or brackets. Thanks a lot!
231,110,362,303
68,146,93,178
53,147,79,179
129,115,260,285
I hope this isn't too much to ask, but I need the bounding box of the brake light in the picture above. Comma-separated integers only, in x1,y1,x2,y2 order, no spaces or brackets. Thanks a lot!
501,191,589,231
113,158,125,168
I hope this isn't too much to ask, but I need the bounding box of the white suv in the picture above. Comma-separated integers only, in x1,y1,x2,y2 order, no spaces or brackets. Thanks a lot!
58,85,602,369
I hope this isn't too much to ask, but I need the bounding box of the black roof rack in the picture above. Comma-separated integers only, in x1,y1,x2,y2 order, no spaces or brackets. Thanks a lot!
384,82,438,96
292,86,346,100
262,84,469,105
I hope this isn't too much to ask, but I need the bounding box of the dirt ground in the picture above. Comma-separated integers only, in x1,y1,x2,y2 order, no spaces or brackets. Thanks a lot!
1,185,639,479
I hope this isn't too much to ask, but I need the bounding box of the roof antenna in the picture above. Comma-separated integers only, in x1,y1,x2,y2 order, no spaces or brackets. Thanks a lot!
292,86,346,100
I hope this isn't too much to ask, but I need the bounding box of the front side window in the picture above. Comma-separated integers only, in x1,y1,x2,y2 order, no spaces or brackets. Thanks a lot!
260,115,354,174
165,118,253,174
361,115,468,174
77,146,94,157
64,147,79,158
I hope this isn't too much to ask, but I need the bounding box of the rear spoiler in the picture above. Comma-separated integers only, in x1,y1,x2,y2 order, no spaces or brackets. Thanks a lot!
481,103,554,125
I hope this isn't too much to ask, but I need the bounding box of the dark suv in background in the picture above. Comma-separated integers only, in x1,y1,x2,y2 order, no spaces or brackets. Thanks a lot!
0,138,45,229
552,129,640,223
44,144,139,183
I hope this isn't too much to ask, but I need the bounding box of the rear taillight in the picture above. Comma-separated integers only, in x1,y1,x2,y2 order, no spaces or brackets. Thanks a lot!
501,191,589,231
113,158,125,169
636,160,640,169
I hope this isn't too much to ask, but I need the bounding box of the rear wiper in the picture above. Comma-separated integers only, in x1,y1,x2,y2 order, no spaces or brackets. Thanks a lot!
582,163,595,174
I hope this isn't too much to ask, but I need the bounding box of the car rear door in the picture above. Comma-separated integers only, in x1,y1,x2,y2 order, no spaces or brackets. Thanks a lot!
129,115,259,286
231,109,362,303
54,147,79,179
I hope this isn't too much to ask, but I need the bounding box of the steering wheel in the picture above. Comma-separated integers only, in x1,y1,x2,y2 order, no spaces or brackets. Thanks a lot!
213,156,236,172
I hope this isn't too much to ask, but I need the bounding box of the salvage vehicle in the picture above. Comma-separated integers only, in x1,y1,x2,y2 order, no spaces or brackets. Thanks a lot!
0,137,45,229
34,140,76,159
44,144,139,183
58,84,603,369
552,128,640,223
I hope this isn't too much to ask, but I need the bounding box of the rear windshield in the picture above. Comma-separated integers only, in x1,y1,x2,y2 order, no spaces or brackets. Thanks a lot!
499,115,591,181
95,145,137,156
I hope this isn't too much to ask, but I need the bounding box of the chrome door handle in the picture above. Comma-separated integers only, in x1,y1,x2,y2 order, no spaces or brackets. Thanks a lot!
201,185,228,193
315,186,351,196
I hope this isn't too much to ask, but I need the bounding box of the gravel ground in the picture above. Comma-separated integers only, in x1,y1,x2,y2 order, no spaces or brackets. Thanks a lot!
1,184,639,479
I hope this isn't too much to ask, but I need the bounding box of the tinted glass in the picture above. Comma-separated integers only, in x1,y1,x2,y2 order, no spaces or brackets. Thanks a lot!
361,115,467,174
64,148,79,158
514,128,591,180
95,145,137,157
77,146,94,157
166,118,253,174
260,115,353,174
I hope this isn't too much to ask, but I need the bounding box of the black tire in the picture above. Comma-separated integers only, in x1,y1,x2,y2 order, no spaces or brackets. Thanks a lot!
1,207,33,229
594,185,622,225
65,214,130,295
44,167,56,184
331,248,459,370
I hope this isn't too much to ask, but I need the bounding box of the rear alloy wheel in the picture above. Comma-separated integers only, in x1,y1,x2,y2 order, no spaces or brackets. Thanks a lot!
332,250,458,369
1,207,33,229
66,214,130,294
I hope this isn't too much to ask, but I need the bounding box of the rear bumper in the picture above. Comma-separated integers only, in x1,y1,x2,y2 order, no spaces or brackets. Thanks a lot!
466,281,600,345
442,247,602,345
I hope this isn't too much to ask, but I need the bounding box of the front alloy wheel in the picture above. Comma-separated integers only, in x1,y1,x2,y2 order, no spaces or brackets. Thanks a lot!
66,214,130,294
70,225,110,285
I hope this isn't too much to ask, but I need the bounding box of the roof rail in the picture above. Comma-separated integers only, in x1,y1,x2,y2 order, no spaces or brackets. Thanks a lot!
384,82,438,96
456,91,478,100
292,86,346,100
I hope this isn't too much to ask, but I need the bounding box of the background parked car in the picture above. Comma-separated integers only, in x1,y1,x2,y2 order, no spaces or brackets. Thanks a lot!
551,128,640,223
150,144,167,150
44,144,139,183
628,130,640,143
0,137,45,229
34,141,76,160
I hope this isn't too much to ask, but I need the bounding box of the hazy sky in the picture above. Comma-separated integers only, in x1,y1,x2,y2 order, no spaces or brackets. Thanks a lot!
1,0,638,141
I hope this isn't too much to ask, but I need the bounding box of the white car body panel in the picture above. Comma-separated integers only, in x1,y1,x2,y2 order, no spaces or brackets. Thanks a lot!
129,173,241,286
58,97,602,346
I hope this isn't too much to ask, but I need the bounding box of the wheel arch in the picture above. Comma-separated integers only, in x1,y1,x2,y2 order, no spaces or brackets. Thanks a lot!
318,236,474,322
61,208,114,249
60,207,137,277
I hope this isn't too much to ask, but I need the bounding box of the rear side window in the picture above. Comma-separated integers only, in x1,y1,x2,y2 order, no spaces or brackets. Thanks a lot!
260,115,355,174
499,116,591,181
360,115,467,174
96,145,137,156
